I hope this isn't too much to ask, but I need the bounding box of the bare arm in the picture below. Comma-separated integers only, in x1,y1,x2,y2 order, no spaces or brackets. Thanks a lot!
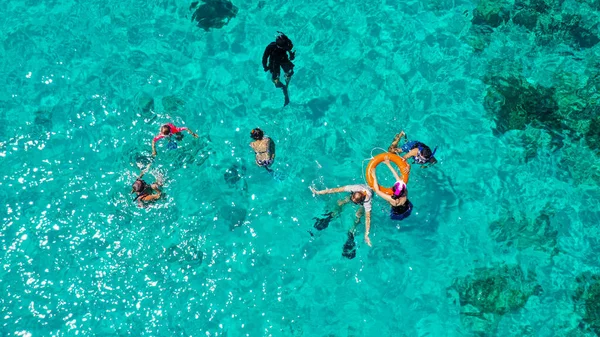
137,163,151,180
268,138,275,159
403,148,419,160
185,129,198,138
140,184,161,202
383,159,401,182
310,186,347,195
152,140,157,156
370,168,394,202
364,211,372,246
262,44,274,70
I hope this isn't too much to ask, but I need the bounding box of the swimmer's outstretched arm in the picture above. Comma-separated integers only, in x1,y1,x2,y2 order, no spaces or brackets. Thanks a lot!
310,186,346,195
137,163,152,179
184,128,199,138
152,140,158,157
268,139,276,159
369,168,394,202
383,158,402,182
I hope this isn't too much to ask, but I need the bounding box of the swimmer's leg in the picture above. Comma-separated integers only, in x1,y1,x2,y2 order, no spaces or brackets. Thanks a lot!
341,208,363,259
281,62,294,87
272,65,284,88
389,131,406,153
313,198,346,231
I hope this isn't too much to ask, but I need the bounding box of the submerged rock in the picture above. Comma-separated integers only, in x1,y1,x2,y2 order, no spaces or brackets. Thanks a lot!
536,13,600,49
466,0,599,51
162,96,185,113
489,203,559,255
471,0,511,27
573,273,600,336
484,72,560,135
449,264,540,334
190,0,238,31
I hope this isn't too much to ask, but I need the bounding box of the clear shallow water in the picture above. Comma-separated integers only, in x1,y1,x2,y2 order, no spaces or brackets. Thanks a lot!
2,0,600,335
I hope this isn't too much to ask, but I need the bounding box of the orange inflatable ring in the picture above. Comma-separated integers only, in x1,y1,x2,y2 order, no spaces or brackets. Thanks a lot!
366,153,410,195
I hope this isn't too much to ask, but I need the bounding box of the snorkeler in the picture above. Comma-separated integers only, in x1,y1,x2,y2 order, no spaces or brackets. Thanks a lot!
131,169,164,206
152,123,198,156
370,157,413,221
262,31,296,106
249,128,275,172
388,131,438,167
310,184,373,247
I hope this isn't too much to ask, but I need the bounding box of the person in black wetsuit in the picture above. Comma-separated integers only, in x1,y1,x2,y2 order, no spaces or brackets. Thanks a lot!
262,31,296,106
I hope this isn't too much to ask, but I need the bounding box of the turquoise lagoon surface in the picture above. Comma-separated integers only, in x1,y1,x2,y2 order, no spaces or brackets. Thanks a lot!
1,0,600,335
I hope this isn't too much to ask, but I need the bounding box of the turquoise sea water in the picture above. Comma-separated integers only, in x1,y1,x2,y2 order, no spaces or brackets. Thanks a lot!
2,0,600,335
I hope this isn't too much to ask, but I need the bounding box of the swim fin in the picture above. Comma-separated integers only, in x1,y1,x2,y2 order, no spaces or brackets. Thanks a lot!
313,212,334,231
282,85,290,106
342,231,356,259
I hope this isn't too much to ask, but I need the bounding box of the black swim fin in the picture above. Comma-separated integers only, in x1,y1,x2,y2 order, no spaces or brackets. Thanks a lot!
342,231,356,259
282,85,290,106
313,212,334,231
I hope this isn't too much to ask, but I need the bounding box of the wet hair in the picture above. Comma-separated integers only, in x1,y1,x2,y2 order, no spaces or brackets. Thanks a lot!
276,32,293,51
250,128,264,140
160,125,172,135
132,179,147,193
420,146,432,159
351,192,366,204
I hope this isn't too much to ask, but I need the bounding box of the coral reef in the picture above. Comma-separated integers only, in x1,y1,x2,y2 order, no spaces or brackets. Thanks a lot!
573,273,600,336
162,96,185,113
449,264,541,334
489,203,559,255
466,0,600,51
483,71,560,135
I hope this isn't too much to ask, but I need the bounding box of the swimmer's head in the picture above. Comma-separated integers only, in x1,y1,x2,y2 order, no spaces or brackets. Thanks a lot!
160,125,172,136
250,128,264,140
391,181,406,200
351,191,366,205
420,146,432,160
132,179,147,193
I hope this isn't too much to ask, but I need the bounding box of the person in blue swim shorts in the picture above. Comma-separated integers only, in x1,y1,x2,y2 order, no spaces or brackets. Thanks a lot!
388,130,437,168
369,157,413,221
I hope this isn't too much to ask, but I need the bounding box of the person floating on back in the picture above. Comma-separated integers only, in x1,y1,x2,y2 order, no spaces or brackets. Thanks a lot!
388,130,437,168
310,183,374,249
262,31,296,106
152,123,198,156
249,128,276,172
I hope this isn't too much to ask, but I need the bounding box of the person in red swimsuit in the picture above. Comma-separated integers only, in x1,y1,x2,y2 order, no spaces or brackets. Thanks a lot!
152,123,198,156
